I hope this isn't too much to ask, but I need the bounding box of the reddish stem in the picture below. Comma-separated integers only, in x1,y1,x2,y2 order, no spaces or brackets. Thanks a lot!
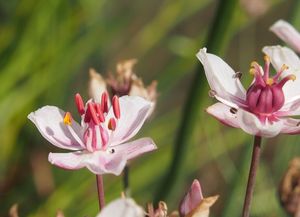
96,175,105,210
242,136,262,217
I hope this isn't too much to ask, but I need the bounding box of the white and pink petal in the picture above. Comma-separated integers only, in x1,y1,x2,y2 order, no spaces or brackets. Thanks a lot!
49,150,127,176
105,96,153,145
236,109,283,137
206,103,240,128
262,46,300,102
270,20,300,53
48,151,87,170
280,118,300,135
111,137,157,160
196,48,246,107
28,106,84,150
207,103,284,137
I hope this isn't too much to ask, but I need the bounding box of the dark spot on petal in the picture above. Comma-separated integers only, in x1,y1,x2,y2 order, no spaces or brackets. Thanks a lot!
233,71,242,79
230,108,238,114
297,122,300,127
46,127,54,136
208,90,217,98
109,149,115,154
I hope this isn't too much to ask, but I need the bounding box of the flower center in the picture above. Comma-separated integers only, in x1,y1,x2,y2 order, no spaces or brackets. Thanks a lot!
246,56,296,116
63,92,121,152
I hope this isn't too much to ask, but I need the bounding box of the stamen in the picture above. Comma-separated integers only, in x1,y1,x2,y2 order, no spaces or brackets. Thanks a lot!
95,104,105,122
266,78,274,86
63,112,72,125
112,95,121,119
250,61,258,68
281,64,289,71
88,103,100,125
277,74,296,88
100,126,109,149
108,118,116,131
263,55,270,80
84,128,93,152
101,92,109,113
263,55,270,62
84,108,91,123
65,124,85,148
249,68,256,75
94,125,102,150
75,93,85,115
273,64,289,81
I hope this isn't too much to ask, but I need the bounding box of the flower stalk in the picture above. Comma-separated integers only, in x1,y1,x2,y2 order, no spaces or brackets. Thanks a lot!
242,136,262,217
123,165,130,196
96,175,106,210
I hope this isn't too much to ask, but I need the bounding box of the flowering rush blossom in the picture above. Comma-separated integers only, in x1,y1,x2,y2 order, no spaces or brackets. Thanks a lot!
28,92,157,175
179,180,218,217
197,47,300,137
270,20,300,53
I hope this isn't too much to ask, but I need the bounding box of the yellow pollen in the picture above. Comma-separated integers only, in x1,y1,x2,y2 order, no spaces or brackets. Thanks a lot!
281,64,289,70
63,112,72,125
250,61,258,67
290,74,296,81
264,55,270,62
249,68,256,75
266,78,274,85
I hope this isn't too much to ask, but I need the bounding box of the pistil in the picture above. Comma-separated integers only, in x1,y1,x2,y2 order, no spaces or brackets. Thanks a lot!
246,57,295,117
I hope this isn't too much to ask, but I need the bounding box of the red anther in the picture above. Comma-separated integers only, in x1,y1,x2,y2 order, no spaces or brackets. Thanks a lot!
88,103,100,125
101,92,109,113
108,118,116,131
75,93,85,115
95,104,105,122
112,95,120,119
84,106,91,123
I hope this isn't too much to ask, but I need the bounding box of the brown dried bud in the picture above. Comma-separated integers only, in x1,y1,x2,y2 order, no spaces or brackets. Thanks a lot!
185,196,218,217
9,204,19,217
89,68,107,103
56,210,65,217
240,0,270,17
88,59,158,115
279,157,300,216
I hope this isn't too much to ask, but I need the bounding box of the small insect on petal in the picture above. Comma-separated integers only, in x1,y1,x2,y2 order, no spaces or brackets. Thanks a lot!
108,118,116,131
112,95,121,119
63,112,72,125
75,93,85,115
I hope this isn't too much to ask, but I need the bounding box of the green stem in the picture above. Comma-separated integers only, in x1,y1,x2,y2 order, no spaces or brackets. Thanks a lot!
154,0,239,202
242,136,262,217
96,175,105,210
123,165,130,196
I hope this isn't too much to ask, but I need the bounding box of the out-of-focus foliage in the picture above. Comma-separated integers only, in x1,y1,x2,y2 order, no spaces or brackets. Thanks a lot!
0,0,300,216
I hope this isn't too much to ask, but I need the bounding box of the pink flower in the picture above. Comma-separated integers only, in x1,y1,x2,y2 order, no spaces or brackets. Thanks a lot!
28,93,157,175
197,47,300,137
270,20,300,53
179,180,218,217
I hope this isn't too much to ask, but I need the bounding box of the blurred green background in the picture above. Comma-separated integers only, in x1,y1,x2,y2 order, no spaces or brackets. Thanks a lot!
1,0,300,216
